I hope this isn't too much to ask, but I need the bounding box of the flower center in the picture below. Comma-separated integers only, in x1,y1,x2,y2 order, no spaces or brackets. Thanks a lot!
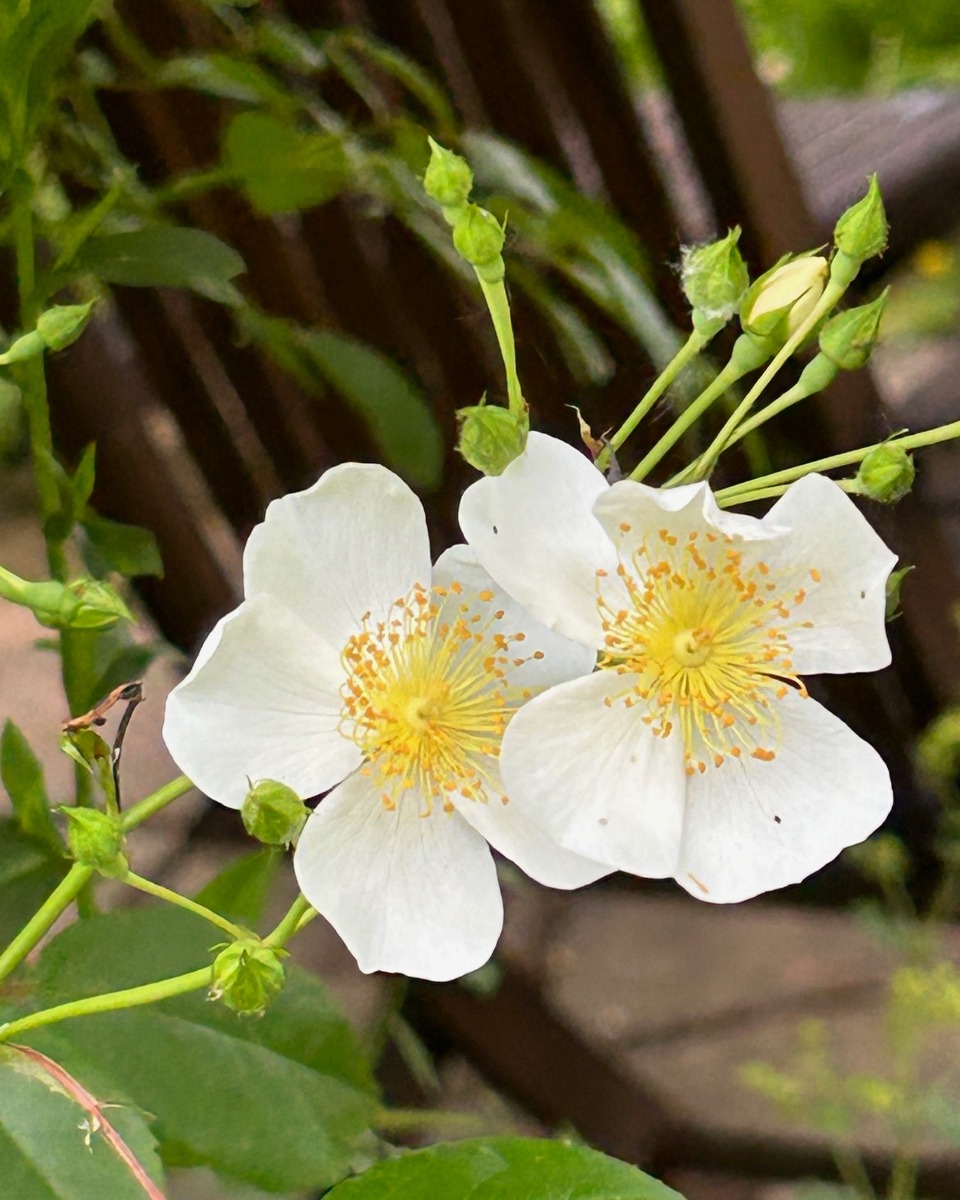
596,524,819,773
339,582,537,814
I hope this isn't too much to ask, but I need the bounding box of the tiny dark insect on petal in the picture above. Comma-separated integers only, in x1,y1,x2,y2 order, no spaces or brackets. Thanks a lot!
774,815,782,824
492,525,499,534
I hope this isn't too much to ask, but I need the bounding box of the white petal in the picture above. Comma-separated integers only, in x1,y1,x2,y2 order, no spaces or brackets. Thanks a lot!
757,474,897,674
244,463,432,649
452,758,612,889
163,594,359,809
293,771,503,981
676,689,892,903
432,544,597,691
458,432,615,646
500,670,687,876
593,476,780,551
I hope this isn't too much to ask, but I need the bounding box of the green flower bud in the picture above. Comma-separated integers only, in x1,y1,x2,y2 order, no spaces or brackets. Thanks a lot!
819,290,888,370
0,330,44,366
241,779,308,847
210,940,287,1015
423,137,474,210
62,808,128,878
0,569,132,630
36,302,96,352
452,204,505,279
856,444,915,504
456,401,528,475
795,352,840,396
740,255,828,342
681,227,749,334
834,175,888,266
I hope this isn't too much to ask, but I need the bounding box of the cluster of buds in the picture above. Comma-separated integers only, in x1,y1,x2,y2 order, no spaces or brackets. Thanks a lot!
424,138,527,476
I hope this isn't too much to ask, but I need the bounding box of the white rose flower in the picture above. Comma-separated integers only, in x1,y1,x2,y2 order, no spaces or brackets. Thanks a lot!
460,433,897,903
163,463,607,981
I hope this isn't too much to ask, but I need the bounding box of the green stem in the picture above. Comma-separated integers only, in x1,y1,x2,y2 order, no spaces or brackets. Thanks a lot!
716,420,960,505
607,328,708,454
121,775,194,833
0,884,314,1044
477,275,524,417
684,279,846,482
725,378,810,446
0,865,94,986
628,353,754,482
0,777,193,986
374,1107,486,1136
832,1144,878,1200
0,967,212,1043
263,894,316,949
887,1153,917,1200
123,872,247,941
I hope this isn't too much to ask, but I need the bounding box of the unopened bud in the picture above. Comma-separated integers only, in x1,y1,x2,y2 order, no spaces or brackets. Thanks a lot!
834,175,888,266
62,808,128,878
681,227,749,335
0,569,132,630
241,779,308,847
856,444,915,503
36,302,96,352
452,204,505,281
210,940,287,1015
423,138,473,211
740,255,828,342
457,402,528,475
819,291,888,370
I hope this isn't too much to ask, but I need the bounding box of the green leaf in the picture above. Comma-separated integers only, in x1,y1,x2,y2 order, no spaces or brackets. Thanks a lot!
158,54,294,109
194,848,282,926
223,111,350,215
0,819,67,949
306,330,443,490
0,1043,164,1200
71,228,246,305
30,908,378,1192
81,514,163,579
0,0,100,172
1,722,62,853
326,1137,685,1198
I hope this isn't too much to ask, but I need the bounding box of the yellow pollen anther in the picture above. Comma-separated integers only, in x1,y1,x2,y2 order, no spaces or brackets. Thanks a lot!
339,582,539,815
595,526,815,768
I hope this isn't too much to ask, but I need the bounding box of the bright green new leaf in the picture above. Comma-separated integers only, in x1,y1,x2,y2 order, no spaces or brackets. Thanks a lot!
30,908,378,1192
0,819,67,950
326,1137,685,1198
81,514,163,579
194,848,283,925
71,228,246,305
0,722,62,854
224,111,350,215
0,1044,164,1200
